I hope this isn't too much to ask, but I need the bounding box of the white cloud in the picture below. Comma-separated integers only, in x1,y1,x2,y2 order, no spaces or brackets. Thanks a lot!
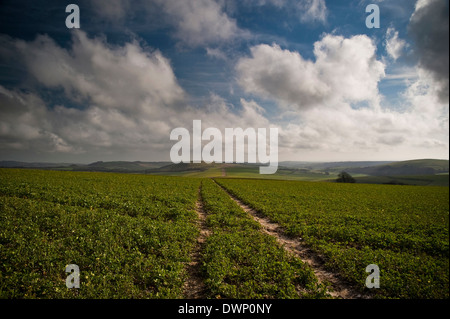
414,0,433,11
385,27,407,61
297,0,328,24
244,0,287,7
0,31,184,158
384,66,418,81
0,26,447,163
11,32,186,113
0,86,77,154
277,79,448,161
236,34,385,110
88,0,245,47
0,31,272,161
236,33,448,161
155,0,243,47
279,98,447,159
206,47,228,61
240,0,328,25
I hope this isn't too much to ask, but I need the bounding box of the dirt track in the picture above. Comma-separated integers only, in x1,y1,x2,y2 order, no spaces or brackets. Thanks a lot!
183,185,211,299
214,180,371,299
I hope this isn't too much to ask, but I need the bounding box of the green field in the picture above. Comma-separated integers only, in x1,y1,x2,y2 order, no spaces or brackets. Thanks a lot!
147,165,339,181
0,168,448,299
143,162,449,186
216,178,449,298
0,169,201,298
200,179,326,298
5,160,447,186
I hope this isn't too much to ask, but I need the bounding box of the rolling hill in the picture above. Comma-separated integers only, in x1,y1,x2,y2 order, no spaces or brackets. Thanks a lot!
346,159,449,176
1,159,448,186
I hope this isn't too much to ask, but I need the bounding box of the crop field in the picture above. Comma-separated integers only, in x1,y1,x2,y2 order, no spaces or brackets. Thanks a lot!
200,179,326,298
216,178,449,298
0,168,448,299
0,169,201,298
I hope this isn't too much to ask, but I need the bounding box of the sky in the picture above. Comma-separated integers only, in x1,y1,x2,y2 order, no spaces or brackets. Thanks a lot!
0,0,448,163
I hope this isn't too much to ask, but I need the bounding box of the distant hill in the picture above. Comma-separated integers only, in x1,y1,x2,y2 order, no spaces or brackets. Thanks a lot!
0,160,170,173
71,161,169,173
346,159,449,176
1,159,448,187
152,162,221,173
2,159,448,176
0,161,73,168
279,161,393,171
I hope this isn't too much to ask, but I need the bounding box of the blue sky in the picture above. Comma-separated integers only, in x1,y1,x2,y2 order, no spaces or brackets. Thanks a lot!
0,0,448,163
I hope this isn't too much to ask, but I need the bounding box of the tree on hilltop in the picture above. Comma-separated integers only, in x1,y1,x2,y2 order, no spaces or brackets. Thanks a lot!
336,171,356,183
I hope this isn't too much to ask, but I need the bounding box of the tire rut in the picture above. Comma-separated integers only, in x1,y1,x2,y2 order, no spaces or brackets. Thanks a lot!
214,180,371,299
183,184,211,299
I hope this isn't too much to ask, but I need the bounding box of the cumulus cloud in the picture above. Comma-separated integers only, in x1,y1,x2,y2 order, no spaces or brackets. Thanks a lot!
0,31,185,158
0,31,272,161
11,32,185,112
156,0,243,47
0,22,447,163
86,0,244,47
236,32,448,160
0,87,55,151
236,34,385,110
276,67,448,161
409,0,449,103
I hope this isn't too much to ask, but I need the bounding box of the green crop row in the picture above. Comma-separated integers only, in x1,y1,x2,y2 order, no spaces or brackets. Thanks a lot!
0,169,201,298
199,179,328,299
3,168,447,299
0,169,199,220
215,178,449,299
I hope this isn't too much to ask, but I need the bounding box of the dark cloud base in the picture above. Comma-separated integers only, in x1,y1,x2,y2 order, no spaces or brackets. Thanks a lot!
409,0,449,103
